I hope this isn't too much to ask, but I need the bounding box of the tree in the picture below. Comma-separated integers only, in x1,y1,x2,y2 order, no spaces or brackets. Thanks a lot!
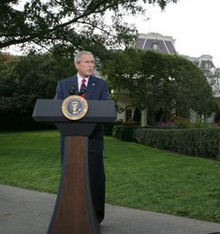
0,0,178,51
0,52,74,113
102,49,217,125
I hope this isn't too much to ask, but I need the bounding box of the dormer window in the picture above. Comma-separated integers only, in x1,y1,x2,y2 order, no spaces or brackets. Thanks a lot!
152,43,159,51
200,60,213,70
204,62,211,70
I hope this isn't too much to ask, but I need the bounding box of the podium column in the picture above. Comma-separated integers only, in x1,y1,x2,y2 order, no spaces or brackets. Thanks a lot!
48,136,100,234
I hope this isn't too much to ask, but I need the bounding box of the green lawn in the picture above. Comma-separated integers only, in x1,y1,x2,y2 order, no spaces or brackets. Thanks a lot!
1,130,220,223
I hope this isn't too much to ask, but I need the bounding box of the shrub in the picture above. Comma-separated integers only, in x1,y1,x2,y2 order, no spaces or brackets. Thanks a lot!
112,125,140,142
173,118,193,128
154,121,175,129
104,122,121,136
136,128,220,158
192,120,210,128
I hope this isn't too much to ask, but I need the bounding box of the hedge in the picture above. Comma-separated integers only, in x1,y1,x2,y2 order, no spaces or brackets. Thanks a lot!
112,125,140,142
103,122,122,136
136,128,220,158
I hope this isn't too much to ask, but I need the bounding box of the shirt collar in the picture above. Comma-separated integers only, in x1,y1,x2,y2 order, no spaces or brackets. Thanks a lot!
77,73,90,89
77,73,90,80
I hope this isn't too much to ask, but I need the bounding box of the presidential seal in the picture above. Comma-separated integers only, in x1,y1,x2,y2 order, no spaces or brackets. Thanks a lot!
62,95,88,120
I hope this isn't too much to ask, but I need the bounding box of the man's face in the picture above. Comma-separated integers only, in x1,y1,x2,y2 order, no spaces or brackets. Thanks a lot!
75,54,94,77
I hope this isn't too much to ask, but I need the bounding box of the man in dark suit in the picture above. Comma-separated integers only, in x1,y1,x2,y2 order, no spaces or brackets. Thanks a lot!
55,51,109,223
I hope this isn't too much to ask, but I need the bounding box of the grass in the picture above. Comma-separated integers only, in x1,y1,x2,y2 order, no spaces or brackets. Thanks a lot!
0,131,61,192
1,130,220,223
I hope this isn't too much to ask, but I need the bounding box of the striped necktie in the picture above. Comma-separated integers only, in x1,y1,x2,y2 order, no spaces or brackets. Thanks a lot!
80,77,86,98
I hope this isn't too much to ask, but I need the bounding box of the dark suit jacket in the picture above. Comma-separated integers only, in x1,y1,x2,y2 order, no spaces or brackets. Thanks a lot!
54,75,110,154
55,75,109,101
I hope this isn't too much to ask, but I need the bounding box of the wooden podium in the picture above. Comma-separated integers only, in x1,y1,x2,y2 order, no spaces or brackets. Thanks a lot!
33,99,116,234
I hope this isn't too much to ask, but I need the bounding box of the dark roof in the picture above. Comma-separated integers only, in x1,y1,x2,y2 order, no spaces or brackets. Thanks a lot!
134,38,145,49
134,37,177,54
165,41,176,54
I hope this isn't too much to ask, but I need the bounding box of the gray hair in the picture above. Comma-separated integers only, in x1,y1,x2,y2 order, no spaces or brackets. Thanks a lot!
74,51,94,63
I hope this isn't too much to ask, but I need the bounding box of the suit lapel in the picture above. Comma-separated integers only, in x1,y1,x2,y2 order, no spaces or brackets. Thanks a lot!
71,75,79,95
85,76,96,99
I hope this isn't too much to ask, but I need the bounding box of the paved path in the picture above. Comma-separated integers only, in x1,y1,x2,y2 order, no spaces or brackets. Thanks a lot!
1,184,220,234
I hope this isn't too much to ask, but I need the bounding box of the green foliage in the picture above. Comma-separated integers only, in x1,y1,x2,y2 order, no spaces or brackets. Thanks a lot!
103,49,217,124
112,125,140,142
155,119,212,129
170,118,211,129
0,52,74,114
136,128,220,158
192,120,210,128
103,122,122,136
173,118,193,128
0,0,178,51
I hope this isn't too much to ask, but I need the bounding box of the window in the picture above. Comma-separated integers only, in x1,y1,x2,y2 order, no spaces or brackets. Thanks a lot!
204,62,211,70
152,43,159,51
125,109,132,121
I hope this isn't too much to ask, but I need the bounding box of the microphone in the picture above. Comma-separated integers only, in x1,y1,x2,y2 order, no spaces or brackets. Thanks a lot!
68,85,78,95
